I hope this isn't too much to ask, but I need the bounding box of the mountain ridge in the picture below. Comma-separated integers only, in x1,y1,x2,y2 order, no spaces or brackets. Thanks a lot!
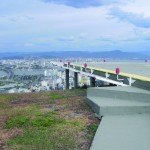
0,50,149,59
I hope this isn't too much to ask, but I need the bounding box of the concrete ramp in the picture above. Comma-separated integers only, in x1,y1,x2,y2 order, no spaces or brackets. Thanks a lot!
87,86,150,117
87,97,150,116
87,86,150,150
87,86,150,103
90,114,150,150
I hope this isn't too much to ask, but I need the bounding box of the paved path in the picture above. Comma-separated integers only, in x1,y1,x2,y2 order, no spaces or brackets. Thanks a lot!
87,87,150,150
90,114,150,150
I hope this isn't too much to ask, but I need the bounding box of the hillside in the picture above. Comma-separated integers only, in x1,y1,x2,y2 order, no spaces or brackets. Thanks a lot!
0,50,149,59
0,89,99,150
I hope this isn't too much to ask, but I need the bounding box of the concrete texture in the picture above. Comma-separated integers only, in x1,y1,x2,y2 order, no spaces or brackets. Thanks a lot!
87,86,150,103
90,114,150,150
87,97,150,116
87,87,150,150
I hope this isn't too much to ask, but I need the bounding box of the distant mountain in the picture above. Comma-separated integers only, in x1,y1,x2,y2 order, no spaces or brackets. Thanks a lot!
0,50,149,59
0,52,55,59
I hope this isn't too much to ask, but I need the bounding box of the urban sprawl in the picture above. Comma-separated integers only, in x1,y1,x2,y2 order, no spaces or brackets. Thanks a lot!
0,59,94,93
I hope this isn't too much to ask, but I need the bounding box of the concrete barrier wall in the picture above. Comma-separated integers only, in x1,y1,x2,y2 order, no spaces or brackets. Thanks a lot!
87,87,150,117
87,87,150,103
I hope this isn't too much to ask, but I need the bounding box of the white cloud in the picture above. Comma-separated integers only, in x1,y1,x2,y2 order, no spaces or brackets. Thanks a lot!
110,7,150,28
120,0,150,18
0,0,150,52
57,36,75,42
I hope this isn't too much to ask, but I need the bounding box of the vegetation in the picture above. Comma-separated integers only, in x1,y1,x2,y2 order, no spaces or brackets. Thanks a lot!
0,89,99,150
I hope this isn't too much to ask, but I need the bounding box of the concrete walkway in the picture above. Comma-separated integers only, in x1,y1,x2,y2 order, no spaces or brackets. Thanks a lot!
90,114,150,150
87,86,150,150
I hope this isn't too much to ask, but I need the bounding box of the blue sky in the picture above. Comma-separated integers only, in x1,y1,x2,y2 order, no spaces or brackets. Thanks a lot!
0,0,150,52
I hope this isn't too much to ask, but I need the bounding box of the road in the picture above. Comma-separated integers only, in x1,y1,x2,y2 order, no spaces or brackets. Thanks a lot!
1,68,14,79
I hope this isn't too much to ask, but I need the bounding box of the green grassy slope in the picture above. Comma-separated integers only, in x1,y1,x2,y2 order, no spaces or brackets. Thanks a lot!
0,89,99,150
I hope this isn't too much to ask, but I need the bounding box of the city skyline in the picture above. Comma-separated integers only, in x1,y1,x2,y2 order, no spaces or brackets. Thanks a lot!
0,0,150,52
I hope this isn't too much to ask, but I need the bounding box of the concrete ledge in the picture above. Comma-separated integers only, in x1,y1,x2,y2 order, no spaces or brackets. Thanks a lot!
86,98,100,116
87,97,150,117
87,86,150,103
87,87,150,117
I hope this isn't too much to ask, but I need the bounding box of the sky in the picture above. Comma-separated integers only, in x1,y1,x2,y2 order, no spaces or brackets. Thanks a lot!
0,0,150,52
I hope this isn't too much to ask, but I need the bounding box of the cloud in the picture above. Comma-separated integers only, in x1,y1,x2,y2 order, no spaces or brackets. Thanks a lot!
134,28,150,40
29,37,52,43
10,18,17,22
24,43,35,47
43,0,132,8
57,36,75,42
110,7,150,28
26,16,35,21
78,33,88,39
97,36,112,41
96,35,140,42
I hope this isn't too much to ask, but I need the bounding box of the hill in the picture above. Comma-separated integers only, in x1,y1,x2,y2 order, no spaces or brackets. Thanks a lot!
0,50,149,59
0,89,99,150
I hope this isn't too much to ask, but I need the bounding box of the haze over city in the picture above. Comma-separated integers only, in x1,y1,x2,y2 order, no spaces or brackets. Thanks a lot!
0,0,150,53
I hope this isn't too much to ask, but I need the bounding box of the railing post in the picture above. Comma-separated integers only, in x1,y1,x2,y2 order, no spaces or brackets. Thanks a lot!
65,69,69,89
74,72,78,88
90,77,96,87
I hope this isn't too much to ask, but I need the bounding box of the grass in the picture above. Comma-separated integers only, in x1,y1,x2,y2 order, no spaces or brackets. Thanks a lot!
7,125,79,150
48,93,66,100
0,89,99,150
